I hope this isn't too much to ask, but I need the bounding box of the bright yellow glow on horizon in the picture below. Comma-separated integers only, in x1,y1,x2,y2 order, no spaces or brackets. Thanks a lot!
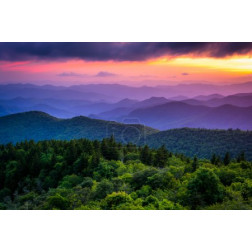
150,56,252,73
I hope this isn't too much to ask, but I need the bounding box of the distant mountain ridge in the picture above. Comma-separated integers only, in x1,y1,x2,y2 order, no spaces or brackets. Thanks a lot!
1,82,252,101
182,93,252,107
128,102,252,130
70,82,252,99
193,94,225,101
1,83,252,131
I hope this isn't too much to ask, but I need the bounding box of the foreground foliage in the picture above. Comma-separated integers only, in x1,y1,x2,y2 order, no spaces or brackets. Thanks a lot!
0,137,252,210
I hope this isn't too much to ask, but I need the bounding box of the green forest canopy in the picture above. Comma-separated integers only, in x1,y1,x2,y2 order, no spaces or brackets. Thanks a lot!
0,137,251,210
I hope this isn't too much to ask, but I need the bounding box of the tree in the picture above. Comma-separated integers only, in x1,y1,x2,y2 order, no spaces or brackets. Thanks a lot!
218,168,237,186
211,154,217,165
154,145,168,168
140,145,153,165
132,168,158,190
80,177,93,189
101,137,120,161
159,199,184,210
241,179,252,201
5,160,20,192
142,195,159,209
237,151,246,163
73,153,89,175
147,171,177,190
94,179,114,200
185,168,224,209
223,152,231,166
45,193,70,210
88,153,100,174
102,191,132,210
192,156,199,172
215,155,222,166
59,174,83,189
94,161,117,180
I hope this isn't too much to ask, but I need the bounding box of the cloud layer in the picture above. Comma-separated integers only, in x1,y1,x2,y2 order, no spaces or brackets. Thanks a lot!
58,72,84,77
1,42,252,62
95,71,118,77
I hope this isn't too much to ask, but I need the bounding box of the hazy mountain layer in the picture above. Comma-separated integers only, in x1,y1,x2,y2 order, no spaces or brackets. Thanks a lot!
1,82,252,102
128,102,252,130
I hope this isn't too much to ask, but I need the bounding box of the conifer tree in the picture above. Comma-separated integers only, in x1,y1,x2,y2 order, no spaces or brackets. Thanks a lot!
140,145,152,165
223,152,231,166
237,151,246,163
192,156,199,172
211,154,217,165
154,145,168,168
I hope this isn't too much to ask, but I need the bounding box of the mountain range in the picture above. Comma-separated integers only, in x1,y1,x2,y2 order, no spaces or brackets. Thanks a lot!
0,111,252,160
92,94,252,130
1,82,252,100
127,102,252,130
1,83,252,131
59,82,252,99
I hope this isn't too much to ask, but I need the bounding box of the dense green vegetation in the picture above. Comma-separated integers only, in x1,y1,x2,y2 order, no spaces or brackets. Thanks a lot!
145,128,252,160
0,137,252,210
1,111,252,160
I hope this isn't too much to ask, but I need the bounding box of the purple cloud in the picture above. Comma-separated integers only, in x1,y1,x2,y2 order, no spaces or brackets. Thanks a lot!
1,42,252,62
95,71,118,77
58,72,84,77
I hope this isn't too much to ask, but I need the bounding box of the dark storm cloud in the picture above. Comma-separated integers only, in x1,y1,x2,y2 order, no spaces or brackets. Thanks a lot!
0,42,252,62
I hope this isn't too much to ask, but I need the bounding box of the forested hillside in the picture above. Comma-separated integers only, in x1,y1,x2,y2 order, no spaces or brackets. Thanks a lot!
0,137,251,210
145,128,252,160
0,111,156,144
1,111,252,160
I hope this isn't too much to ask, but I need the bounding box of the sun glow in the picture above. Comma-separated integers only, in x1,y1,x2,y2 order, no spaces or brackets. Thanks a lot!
150,56,252,74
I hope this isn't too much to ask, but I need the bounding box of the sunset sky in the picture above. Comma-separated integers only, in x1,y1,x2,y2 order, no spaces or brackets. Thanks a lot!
0,42,252,86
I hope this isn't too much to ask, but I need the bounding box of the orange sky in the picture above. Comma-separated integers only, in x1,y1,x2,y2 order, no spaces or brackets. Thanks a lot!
0,54,252,86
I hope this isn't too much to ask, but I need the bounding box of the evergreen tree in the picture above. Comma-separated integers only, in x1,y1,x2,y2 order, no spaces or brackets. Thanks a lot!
73,153,89,175
88,153,100,174
211,154,217,165
237,151,246,163
211,153,222,166
140,145,152,165
101,137,120,161
154,145,168,168
223,152,231,166
192,156,199,172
